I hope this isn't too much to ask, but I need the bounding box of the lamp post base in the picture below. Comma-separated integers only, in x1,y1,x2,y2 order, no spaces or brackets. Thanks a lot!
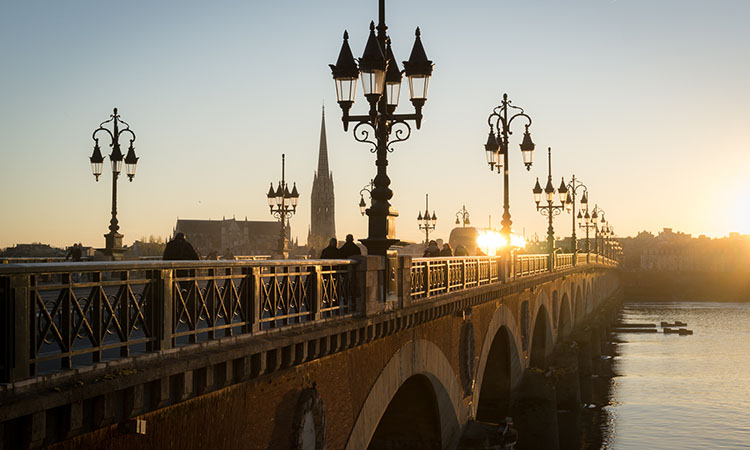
362,206,399,256
98,231,126,261
359,238,400,257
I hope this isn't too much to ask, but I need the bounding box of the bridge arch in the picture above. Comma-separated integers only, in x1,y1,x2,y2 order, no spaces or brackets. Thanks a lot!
345,339,464,450
528,303,553,368
473,305,523,423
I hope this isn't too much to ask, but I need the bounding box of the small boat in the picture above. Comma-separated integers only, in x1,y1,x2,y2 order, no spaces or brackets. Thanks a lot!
661,321,687,328
663,328,693,335
613,327,658,333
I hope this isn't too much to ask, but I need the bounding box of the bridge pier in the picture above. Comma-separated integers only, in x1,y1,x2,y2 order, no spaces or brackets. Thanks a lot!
549,343,581,450
510,369,559,450
573,330,594,406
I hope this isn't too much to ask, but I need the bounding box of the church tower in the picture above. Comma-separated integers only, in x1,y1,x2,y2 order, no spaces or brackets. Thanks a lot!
307,107,336,250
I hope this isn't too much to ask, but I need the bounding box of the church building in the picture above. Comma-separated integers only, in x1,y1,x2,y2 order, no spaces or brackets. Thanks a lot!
307,107,336,250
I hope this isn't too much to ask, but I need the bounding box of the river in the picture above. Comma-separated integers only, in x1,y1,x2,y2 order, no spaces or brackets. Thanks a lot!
602,302,750,449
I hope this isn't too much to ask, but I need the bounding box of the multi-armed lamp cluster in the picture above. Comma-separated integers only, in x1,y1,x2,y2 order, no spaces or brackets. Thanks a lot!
89,108,139,259
266,154,299,259
528,150,618,262
329,0,433,256
482,96,620,263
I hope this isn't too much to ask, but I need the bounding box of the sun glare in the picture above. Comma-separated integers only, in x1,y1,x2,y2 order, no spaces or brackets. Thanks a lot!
476,230,526,256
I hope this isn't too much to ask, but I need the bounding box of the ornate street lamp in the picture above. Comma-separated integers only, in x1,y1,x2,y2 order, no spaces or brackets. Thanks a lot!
358,179,374,216
267,154,299,259
330,0,434,256
590,204,607,259
564,174,588,261
578,203,597,263
417,194,437,243
90,108,138,260
455,205,470,227
532,148,566,267
484,93,535,242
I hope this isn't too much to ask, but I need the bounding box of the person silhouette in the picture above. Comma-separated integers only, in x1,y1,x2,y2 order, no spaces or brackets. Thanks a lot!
338,234,361,258
320,238,339,259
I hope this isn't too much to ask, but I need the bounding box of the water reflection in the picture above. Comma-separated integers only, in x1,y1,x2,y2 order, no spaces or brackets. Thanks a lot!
604,302,750,450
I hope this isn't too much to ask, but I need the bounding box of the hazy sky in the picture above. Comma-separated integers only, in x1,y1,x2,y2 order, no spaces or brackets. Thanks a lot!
1,0,749,249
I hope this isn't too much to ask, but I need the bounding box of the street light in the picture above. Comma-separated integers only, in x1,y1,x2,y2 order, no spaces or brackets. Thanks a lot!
417,193,437,243
358,179,374,216
600,221,613,259
330,0,434,256
564,174,588,260
455,205,470,227
578,203,597,263
267,154,299,259
532,148,565,265
590,204,607,259
90,107,138,260
484,93,535,242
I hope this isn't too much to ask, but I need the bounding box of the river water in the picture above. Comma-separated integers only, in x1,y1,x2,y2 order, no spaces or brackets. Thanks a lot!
602,302,750,449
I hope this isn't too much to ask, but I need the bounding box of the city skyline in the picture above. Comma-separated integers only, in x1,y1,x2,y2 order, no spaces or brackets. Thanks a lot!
1,0,749,249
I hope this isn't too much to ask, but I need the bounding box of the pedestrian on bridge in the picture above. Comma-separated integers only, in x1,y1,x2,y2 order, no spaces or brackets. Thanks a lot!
338,234,361,258
440,243,454,257
163,233,200,261
423,240,441,257
320,238,339,259
65,243,83,262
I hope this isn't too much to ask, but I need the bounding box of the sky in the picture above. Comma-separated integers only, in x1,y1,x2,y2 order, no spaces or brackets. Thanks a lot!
1,0,749,249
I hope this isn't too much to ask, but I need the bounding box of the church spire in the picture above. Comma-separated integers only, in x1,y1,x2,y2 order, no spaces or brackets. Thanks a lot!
317,106,329,176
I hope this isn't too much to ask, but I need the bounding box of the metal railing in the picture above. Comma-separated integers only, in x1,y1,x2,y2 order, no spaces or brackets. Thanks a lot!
0,259,356,382
555,253,574,270
1,252,619,382
411,252,618,300
514,253,548,278
410,257,502,300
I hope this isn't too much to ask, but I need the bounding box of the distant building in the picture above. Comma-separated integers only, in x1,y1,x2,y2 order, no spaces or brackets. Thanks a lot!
0,243,65,258
307,107,336,251
173,218,283,257
622,228,750,272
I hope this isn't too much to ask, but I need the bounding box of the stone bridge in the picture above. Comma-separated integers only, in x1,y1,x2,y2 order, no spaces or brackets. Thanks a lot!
0,253,621,449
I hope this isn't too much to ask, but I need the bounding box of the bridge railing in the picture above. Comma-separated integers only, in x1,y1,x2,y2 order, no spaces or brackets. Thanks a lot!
409,256,502,300
576,252,588,266
554,253,574,270
513,253,548,278
0,259,356,382
1,252,619,383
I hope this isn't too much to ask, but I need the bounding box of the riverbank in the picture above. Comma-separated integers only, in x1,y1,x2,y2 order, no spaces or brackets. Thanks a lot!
624,270,750,302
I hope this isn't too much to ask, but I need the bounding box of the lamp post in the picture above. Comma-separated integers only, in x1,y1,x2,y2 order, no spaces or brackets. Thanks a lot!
484,93,536,242
90,108,139,260
417,194,437,243
532,148,567,268
578,205,598,263
590,204,606,259
564,175,588,261
604,223,612,259
266,154,299,259
455,205,470,227
358,179,374,216
329,0,434,256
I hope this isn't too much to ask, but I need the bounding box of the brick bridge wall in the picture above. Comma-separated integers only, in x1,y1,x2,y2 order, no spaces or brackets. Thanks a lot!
32,266,620,450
